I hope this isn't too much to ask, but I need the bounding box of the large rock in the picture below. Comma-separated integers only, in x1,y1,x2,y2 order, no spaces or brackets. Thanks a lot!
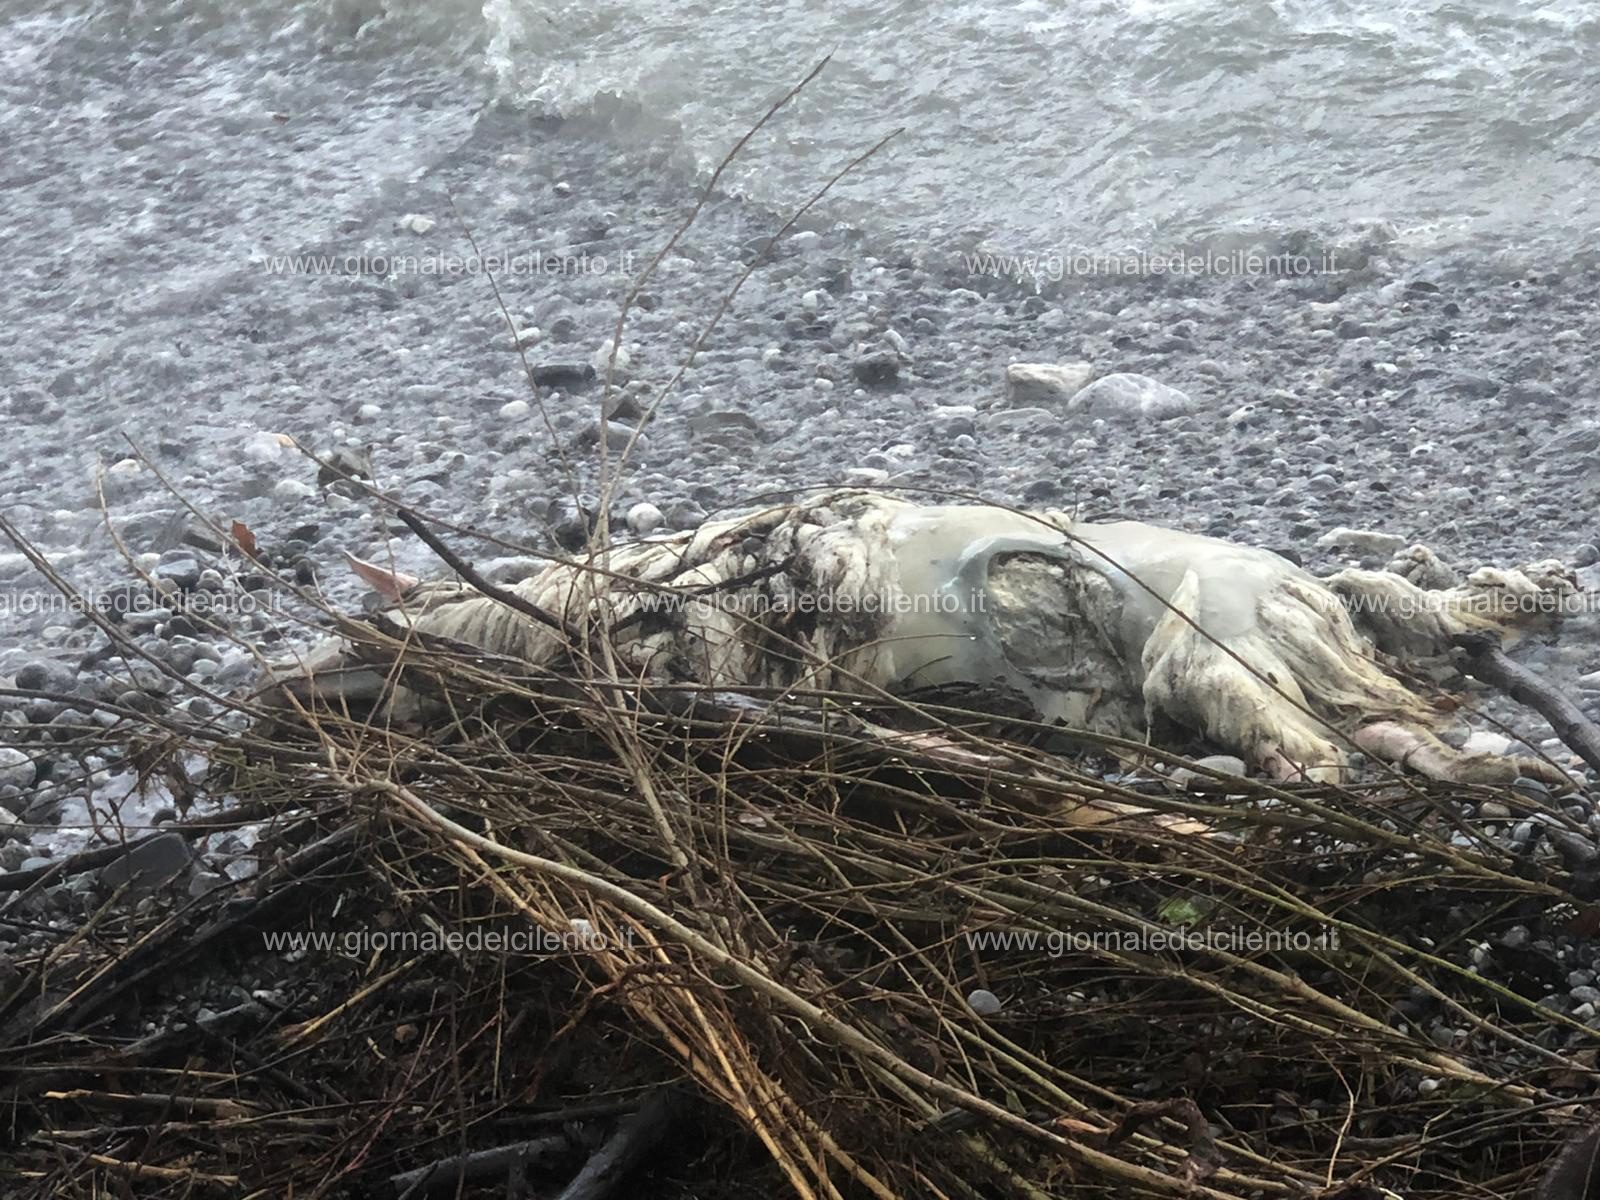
1004,361,1094,407
98,832,193,894
1068,373,1194,420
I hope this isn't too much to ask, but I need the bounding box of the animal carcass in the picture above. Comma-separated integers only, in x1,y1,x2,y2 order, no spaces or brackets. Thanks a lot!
278,490,1579,784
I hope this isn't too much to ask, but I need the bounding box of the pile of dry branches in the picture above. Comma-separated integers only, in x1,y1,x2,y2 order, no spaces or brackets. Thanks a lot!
4,582,1600,1197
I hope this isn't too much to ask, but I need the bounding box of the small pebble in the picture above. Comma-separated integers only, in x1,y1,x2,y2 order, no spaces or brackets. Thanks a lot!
967,988,1002,1016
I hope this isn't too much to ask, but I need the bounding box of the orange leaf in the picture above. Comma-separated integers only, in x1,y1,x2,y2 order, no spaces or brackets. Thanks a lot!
231,520,260,560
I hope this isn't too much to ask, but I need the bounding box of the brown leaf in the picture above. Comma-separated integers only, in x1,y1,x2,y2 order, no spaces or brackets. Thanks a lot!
231,520,261,560
1568,906,1600,938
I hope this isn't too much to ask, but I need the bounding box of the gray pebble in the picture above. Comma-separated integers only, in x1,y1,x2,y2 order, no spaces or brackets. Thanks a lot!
13,661,75,695
1448,371,1502,399
663,499,708,530
99,832,194,894
1511,777,1552,802
1170,755,1248,789
853,349,902,387
154,553,201,591
966,988,1003,1016
0,747,36,791
686,410,763,443
1548,828,1598,865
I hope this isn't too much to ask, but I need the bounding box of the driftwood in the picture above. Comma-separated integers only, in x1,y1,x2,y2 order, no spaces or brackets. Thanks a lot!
387,1091,677,1199
1538,1125,1600,1200
1454,630,1600,778
391,1133,572,1197
554,1088,681,1200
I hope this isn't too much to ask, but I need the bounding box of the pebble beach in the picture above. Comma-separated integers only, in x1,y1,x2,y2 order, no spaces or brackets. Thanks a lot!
3,0,1600,1051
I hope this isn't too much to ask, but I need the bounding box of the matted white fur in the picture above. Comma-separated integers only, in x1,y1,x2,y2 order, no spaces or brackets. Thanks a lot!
281,491,1579,784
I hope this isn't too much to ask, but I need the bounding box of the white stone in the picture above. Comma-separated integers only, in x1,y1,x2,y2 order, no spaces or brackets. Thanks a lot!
397,213,436,234
355,403,381,422
0,747,35,791
274,479,316,501
1315,527,1406,557
591,343,631,373
243,431,289,463
1461,731,1513,757
1004,361,1094,407
499,399,530,420
1169,755,1248,789
1068,373,1194,421
626,502,664,536
967,988,1003,1016
842,467,890,486
1306,301,1342,329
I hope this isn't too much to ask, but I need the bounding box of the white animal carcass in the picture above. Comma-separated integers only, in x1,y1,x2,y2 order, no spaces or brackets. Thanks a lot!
280,491,1578,785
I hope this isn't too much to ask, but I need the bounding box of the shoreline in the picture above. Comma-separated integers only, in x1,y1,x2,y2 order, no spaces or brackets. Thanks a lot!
4,51,1600,864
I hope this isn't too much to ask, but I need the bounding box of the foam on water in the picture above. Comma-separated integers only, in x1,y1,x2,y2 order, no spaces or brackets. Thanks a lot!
3,0,1596,269
476,0,1600,260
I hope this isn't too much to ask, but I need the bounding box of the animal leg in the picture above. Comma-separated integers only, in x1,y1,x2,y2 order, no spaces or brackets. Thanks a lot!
1325,557,1578,659
1352,721,1571,788
1140,570,1353,783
